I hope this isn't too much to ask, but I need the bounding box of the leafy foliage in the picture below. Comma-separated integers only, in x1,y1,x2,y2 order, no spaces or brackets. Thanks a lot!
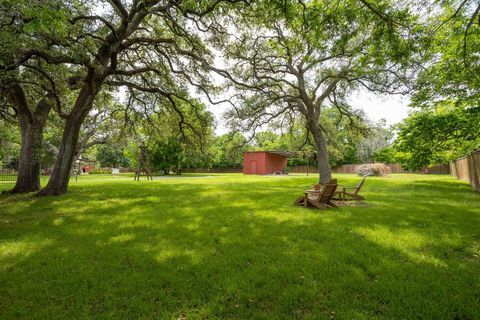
394,104,480,169
0,119,19,167
393,0,480,169
412,0,480,110
97,145,129,168
372,146,397,164
150,138,184,175
208,133,249,168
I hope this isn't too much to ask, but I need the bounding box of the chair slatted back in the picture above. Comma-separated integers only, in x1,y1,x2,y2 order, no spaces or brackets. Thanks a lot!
317,179,338,203
354,176,367,195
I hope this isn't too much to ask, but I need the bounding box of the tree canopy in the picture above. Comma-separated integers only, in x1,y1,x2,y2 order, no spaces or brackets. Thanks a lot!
0,0,245,194
386,0,480,169
219,0,419,183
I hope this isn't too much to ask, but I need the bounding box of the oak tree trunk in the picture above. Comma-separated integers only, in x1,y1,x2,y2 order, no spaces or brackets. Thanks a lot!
37,82,99,196
9,123,44,193
308,119,332,185
37,118,81,195
6,87,51,194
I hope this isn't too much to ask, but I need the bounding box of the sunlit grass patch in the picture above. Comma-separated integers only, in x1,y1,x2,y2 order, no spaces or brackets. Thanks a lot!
0,174,479,319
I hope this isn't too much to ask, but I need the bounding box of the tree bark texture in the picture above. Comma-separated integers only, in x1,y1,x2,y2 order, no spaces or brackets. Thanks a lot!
6,86,51,193
38,80,100,196
307,119,332,185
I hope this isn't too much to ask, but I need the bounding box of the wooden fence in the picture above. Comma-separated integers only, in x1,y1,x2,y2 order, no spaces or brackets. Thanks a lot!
450,150,480,192
183,163,450,175
289,163,450,174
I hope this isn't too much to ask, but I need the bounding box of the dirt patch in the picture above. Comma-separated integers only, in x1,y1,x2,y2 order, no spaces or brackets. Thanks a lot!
333,201,370,207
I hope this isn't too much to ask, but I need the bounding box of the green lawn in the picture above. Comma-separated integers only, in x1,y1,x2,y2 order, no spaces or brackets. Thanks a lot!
0,174,479,319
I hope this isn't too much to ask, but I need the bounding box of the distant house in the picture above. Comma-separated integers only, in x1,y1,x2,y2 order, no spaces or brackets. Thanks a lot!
243,151,289,175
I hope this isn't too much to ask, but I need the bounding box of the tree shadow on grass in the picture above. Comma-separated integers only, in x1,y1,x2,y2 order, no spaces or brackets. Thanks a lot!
0,177,479,319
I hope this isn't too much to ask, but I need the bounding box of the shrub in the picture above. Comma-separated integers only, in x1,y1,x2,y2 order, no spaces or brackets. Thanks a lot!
355,163,391,177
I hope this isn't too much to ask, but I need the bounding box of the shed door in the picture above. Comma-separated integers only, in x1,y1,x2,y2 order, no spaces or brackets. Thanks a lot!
250,160,257,174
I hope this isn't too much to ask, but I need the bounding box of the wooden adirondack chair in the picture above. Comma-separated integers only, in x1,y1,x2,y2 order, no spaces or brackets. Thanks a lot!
294,179,338,209
333,176,367,201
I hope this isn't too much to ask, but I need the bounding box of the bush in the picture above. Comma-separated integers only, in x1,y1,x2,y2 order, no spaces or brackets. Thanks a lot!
355,163,391,177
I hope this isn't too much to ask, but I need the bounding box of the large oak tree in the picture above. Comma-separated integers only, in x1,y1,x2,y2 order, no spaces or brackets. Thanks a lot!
221,0,419,184
1,0,243,195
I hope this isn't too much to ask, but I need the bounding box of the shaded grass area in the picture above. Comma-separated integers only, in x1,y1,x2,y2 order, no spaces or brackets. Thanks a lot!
0,174,479,319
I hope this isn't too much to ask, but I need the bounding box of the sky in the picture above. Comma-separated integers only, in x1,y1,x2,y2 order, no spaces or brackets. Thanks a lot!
208,90,411,135
348,90,411,126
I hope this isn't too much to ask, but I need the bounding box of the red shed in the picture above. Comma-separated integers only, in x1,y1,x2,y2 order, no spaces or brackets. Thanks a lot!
80,159,96,174
243,151,289,175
